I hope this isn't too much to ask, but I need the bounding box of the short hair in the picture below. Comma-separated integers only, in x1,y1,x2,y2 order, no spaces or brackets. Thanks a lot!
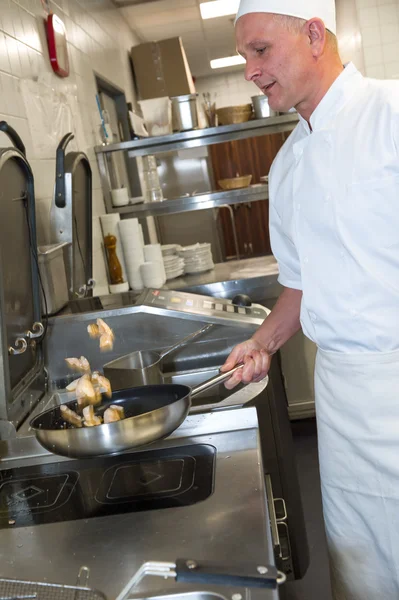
272,13,338,53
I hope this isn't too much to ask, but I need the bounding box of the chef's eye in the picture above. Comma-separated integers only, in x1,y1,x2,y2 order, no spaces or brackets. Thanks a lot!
256,47,266,55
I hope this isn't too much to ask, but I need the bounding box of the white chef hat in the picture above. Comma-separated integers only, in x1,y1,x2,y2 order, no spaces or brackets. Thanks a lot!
235,0,336,35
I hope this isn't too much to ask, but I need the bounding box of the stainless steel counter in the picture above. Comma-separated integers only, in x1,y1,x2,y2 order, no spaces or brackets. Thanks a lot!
0,408,280,600
164,256,280,300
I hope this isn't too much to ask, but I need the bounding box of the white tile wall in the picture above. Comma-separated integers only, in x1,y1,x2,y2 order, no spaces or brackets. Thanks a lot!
356,0,399,78
195,69,258,111
0,0,139,293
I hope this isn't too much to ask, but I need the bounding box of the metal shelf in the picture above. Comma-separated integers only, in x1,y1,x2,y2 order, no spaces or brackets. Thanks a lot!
94,114,299,157
110,184,268,218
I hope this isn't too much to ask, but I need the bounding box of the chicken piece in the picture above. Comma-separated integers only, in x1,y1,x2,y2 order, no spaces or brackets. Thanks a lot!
76,374,97,406
97,318,114,339
60,405,83,428
91,371,101,384
91,372,112,400
96,374,112,398
97,318,115,352
65,356,91,374
104,407,123,424
66,377,81,392
87,324,100,339
110,405,125,419
83,405,102,427
99,333,114,352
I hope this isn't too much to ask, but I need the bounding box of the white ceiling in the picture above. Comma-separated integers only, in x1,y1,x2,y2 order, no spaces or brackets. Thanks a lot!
114,0,241,79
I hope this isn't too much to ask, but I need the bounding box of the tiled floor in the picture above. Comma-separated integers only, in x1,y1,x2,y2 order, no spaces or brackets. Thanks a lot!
282,419,333,600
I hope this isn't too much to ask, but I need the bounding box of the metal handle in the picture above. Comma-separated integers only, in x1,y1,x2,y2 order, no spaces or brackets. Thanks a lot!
26,322,44,340
77,285,87,298
115,559,286,600
191,364,244,398
0,120,26,155
8,338,28,355
249,242,253,255
55,132,74,208
76,566,90,588
86,278,95,291
159,324,213,361
176,559,285,589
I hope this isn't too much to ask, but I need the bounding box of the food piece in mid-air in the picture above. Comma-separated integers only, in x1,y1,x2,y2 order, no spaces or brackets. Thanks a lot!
97,318,115,352
65,356,91,374
60,405,83,428
66,377,82,392
86,318,114,351
76,374,97,408
97,318,113,338
87,324,100,339
83,405,102,427
99,334,113,352
104,406,123,424
92,372,112,399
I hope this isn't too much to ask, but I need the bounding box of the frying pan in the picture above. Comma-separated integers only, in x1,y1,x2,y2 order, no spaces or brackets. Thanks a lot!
30,365,243,459
104,323,212,388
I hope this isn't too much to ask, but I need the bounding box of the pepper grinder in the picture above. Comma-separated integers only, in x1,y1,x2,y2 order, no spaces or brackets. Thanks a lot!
104,234,125,285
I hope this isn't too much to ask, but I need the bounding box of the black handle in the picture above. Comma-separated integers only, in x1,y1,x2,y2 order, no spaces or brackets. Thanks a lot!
55,132,74,208
175,559,279,590
0,121,26,155
232,293,252,307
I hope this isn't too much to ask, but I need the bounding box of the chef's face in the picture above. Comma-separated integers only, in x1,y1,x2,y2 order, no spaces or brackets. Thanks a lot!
236,13,315,113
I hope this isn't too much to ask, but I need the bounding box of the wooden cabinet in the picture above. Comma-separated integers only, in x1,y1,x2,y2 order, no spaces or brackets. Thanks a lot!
210,132,290,258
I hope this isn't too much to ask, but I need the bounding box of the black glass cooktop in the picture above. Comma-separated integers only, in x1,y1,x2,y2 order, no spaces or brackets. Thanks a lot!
0,445,215,529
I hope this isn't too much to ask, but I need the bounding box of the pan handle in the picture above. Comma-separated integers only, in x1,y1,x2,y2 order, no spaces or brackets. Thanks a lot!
0,121,26,155
115,560,285,600
55,132,74,208
159,324,213,361
191,364,244,398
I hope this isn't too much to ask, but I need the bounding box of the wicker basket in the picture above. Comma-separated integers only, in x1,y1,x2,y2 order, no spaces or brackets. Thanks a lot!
218,175,253,190
216,104,253,125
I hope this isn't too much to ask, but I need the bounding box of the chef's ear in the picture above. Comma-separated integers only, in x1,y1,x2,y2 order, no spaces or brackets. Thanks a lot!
306,18,327,56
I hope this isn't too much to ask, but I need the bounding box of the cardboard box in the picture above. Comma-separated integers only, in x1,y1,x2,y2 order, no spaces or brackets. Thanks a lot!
131,37,196,100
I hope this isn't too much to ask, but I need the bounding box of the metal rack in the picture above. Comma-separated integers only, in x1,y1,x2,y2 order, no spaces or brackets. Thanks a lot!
94,114,298,216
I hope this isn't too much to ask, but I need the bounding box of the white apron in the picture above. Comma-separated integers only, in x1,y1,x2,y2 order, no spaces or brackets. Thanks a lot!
315,348,399,599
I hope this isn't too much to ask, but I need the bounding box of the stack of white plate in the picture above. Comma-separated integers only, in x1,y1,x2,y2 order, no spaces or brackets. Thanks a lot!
163,254,185,280
178,243,215,274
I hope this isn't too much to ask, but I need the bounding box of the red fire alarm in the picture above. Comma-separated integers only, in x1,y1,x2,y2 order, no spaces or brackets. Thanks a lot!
46,13,69,77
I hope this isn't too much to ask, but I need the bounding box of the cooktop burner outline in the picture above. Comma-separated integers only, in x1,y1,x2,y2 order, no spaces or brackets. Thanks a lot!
0,473,76,513
103,457,187,501
10,485,43,503
0,445,215,528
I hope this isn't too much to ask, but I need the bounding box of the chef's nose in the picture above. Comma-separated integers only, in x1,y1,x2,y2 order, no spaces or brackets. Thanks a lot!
245,61,261,82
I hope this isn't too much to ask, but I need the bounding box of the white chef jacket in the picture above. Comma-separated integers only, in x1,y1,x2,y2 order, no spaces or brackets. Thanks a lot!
269,62,399,352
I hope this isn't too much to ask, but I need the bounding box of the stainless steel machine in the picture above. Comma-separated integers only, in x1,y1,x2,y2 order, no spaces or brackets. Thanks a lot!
0,125,309,599
0,285,309,597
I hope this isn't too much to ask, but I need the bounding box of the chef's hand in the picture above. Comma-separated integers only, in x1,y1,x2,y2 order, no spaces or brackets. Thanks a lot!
220,338,272,390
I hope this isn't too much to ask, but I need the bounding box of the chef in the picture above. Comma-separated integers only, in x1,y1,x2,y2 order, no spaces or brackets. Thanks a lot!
221,1,399,598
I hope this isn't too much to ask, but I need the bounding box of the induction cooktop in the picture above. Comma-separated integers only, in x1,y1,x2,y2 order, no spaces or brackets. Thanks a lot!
0,445,215,529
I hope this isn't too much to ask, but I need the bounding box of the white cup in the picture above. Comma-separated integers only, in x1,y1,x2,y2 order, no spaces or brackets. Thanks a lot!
140,261,164,289
111,188,129,207
144,244,166,283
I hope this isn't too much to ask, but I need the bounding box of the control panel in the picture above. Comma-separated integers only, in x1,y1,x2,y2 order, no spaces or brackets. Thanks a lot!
142,289,268,321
